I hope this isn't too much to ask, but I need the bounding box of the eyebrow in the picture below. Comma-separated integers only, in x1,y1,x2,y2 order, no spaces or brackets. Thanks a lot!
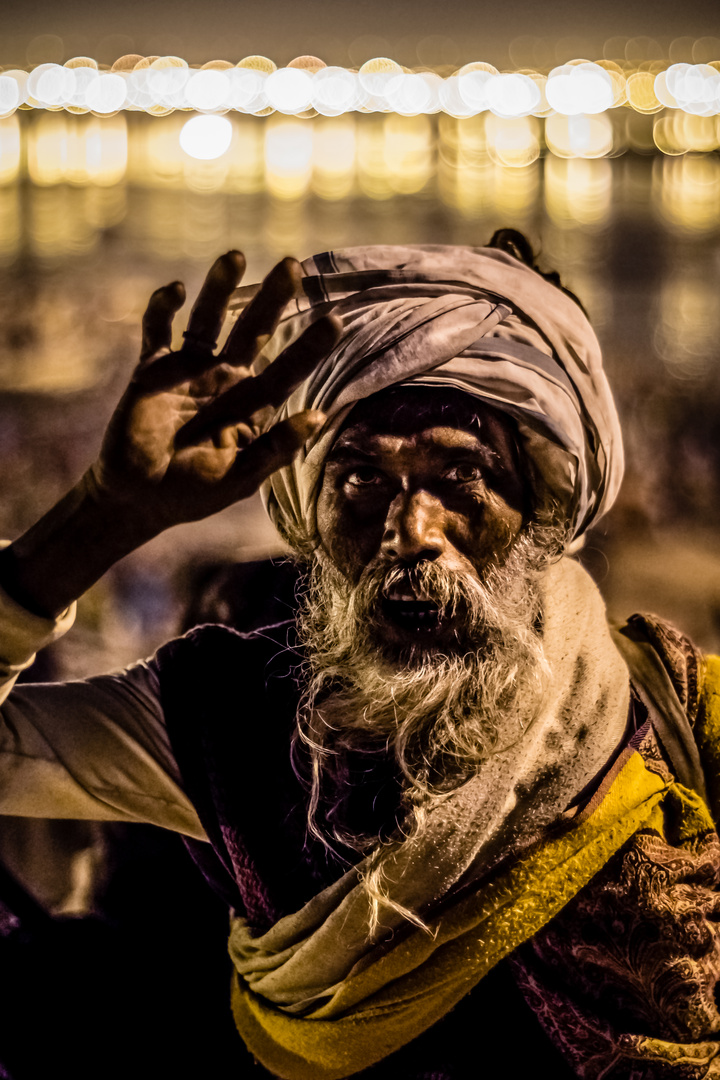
324,445,381,465
325,436,501,468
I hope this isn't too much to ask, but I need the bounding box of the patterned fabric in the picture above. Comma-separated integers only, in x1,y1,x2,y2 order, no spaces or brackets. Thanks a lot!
624,613,703,724
158,599,720,1079
230,245,624,539
511,619,720,1079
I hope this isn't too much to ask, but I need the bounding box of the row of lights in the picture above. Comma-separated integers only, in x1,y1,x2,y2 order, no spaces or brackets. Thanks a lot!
3,110,718,197
0,158,715,263
1,55,720,119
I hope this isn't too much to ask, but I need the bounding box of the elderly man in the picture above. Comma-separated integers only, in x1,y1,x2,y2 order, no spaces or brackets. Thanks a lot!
1,236,719,1080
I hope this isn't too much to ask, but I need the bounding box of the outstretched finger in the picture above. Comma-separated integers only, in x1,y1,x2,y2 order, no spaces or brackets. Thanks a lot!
221,256,301,366
183,250,246,351
140,282,186,362
174,314,341,448
228,411,326,497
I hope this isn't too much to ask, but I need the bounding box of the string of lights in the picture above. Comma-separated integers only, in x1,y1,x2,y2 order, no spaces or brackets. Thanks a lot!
2,55,720,119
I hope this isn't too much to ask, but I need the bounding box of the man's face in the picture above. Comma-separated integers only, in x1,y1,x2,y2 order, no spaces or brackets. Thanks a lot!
315,389,527,652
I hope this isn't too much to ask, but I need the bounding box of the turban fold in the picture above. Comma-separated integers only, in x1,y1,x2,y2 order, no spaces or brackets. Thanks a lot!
231,245,623,541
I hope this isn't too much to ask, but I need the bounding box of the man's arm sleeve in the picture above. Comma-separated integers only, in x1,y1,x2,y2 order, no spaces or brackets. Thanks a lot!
0,581,206,840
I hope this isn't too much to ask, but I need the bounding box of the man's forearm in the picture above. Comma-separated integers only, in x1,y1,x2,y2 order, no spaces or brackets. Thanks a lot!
0,472,157,619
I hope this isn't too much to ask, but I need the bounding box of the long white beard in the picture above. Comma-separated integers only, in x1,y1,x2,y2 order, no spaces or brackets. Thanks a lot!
293,527,562,858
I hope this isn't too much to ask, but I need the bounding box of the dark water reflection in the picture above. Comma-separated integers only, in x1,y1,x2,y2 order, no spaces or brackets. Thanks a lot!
0,150,719,666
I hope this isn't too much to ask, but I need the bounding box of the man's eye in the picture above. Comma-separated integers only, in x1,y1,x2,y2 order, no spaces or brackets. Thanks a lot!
446,464,482,483
345,467,382,487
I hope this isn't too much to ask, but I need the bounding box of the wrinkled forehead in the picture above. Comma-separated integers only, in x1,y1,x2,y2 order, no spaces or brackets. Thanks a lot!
335,385,515,448
331,385,530,513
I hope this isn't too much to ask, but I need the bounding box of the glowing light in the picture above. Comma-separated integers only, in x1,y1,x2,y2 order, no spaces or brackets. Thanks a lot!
0,116,21,184
288,55,325,73
179,114,233,159
655,153,720,232
135,114,185,185
227,66,269,112
126,66,156,110
595,60,627,107
655,267,719,379
545,112,614,158
27,113,68,184
457,62,498,112
64,59,100,112
264,67,314,113
84,115,128,184
185,69,231,112
28,63,76,107
225,118,265,194
0,71,28,114
546,62,614,115
654,112,720,154
654,70,679,109
0,51,716,123
663,63,720,115
625,71,663,114
383,114,433,194
544,156,612,226
312,67,358,116
485,115,540,166
491,160,541,221
358,57,403,98
311,116,356,198
85,73,128,114
383,73,434,115
0,77,20,117
146,58,189,110
265,119,313,199
418,73,443,113
485,73,541,118
357,116,395,198
438,76,476,118
237,55,276,76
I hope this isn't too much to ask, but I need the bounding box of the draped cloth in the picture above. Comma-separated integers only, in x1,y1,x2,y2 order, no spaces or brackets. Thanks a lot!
227,558,636,1078
230,244,624,540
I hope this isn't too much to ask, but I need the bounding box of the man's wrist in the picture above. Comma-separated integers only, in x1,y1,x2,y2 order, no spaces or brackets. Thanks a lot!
0,544,63,619
0,473,160,619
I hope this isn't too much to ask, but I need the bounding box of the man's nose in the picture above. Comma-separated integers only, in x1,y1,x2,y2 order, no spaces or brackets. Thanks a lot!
380,490,447,562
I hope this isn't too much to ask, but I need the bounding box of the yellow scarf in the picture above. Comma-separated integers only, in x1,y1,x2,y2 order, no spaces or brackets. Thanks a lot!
228,576,720,1079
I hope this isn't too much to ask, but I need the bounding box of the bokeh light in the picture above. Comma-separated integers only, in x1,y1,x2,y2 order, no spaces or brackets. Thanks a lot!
0,47,717,126
653,153,720,232
179,114,233,160
264,67,314,114
485,73,540,118
545,112,614,158
485,115,540,167
545,63,614,116
312,67,358,116
185,69,231,112
265,119,313,198
544,156,612,227
0,116,21,184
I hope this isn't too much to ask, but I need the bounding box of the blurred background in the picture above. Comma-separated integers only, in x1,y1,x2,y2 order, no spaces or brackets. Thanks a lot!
1,67,719,668
0,6,719,1076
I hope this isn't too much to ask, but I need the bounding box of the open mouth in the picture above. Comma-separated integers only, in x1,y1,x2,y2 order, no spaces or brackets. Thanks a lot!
381,584,443,634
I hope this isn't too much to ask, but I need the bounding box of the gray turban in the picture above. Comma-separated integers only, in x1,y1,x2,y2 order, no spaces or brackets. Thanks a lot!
231,244,624,541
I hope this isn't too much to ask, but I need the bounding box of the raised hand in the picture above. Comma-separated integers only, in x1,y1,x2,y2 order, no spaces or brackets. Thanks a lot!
90,250,340,534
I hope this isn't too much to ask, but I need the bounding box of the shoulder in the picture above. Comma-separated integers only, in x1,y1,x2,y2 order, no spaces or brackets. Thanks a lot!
152,619,301,678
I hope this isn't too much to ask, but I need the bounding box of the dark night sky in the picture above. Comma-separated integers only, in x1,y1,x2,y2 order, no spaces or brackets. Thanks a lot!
2,0,720,68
